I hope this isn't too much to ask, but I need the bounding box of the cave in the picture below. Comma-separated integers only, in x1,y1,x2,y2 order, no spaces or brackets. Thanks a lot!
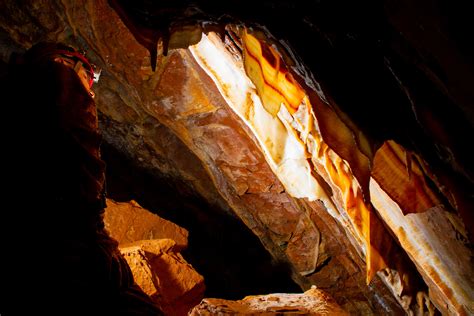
0,0,473,315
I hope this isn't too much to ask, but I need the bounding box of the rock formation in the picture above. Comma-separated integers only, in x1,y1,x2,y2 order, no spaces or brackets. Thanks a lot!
105,199,205,315
120,239,205,316
189,287,348,315
104,199,189,250
0,0,472,314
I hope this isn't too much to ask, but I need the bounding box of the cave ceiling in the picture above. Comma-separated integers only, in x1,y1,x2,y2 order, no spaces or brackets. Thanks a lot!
0,0,473,315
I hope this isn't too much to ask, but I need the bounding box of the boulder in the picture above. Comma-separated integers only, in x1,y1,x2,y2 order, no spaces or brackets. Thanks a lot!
120,239,205,315
104,199,189,251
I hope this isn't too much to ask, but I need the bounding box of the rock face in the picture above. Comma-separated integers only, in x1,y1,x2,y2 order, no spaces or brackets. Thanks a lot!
121,239,205,316
104,199,189,250
0,1,472,315
191,32,474,314
189,287,348,315
104,199,205,314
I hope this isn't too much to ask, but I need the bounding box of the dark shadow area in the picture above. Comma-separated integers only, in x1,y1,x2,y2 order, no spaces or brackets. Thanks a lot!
101,143,301,299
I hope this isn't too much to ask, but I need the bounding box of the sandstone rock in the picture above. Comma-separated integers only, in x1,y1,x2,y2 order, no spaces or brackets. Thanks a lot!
189,287,348,315
106,199,204,314
120,246,159,297
104,199,189,251
120,239,205,315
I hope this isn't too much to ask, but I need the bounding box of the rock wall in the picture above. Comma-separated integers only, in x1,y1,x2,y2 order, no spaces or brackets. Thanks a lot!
105,199,205,315
1,1,472,314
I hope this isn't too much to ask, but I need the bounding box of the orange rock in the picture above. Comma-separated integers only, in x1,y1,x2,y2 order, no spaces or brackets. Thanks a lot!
104,199,189,251
243,30,305,116
189,287,348,315
372,140,440,215
120,239,205,315
120,246,161,300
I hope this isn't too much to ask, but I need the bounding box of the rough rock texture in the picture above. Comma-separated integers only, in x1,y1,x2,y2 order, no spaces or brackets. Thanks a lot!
104,199,189,251
189,287,348,315
104,198,205,314
0,1,405,314
120,239,205,315
1,0,472,315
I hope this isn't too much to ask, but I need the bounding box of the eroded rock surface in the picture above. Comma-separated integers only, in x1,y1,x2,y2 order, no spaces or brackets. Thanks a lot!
189,287,348,315
1,0,472,315
121,239,205,315
104,199,204,314
0,1,405,314
104,199,189,250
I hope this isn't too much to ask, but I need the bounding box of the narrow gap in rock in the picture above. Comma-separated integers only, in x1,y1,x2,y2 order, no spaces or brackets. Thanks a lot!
101,143,301,299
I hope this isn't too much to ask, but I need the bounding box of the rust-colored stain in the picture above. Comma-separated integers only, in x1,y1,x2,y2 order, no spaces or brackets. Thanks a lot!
373,140,440,215
242,29,388,283
242,30,304,115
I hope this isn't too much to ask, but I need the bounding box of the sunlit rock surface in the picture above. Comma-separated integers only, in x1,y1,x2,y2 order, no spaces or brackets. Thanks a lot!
189,287,348,315
105,199,204,314
371,142,474,315
120,239,205,315
191,29,473,315
1,0,473,315
105,199,189,251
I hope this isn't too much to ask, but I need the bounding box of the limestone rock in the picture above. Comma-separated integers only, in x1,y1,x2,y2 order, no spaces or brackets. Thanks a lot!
189,287,348,315
120,239,205,315
104,199,189,251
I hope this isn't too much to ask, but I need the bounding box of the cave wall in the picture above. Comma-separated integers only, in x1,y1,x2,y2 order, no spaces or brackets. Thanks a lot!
0,1,401,314
1,0,472,315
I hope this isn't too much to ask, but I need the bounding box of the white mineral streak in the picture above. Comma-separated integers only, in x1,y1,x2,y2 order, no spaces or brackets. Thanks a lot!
370,178,474,315
190,31,364,260
190,32,474,315
190,33,324,202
